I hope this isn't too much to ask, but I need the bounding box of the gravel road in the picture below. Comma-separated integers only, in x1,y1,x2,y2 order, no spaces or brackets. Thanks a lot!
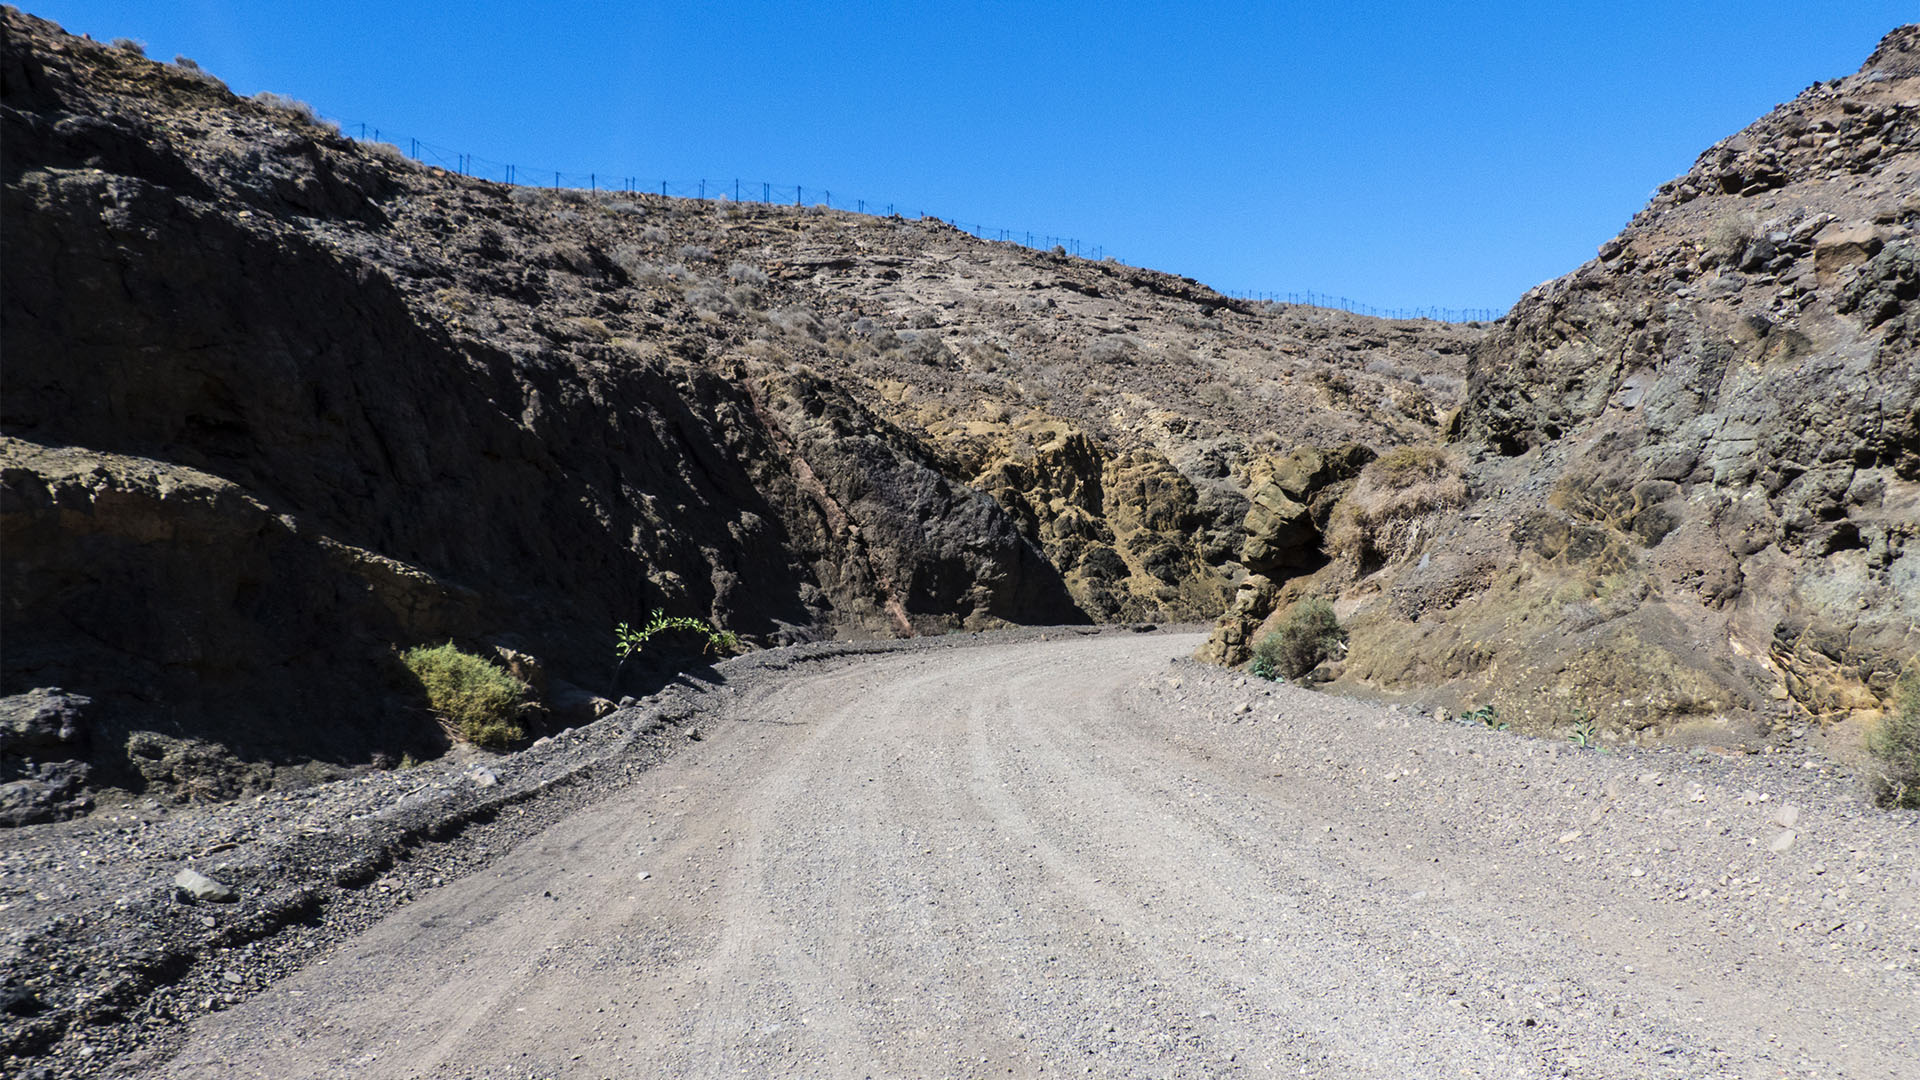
124,631,1918,1078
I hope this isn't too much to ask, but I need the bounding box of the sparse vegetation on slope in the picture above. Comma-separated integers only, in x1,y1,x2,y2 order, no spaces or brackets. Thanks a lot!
615,611,743,659
1208,25,1920,764
401,644,529,749
1250,597,1345,681
1324,445,1467,572
1867,660,1920,808
1,6,1480,804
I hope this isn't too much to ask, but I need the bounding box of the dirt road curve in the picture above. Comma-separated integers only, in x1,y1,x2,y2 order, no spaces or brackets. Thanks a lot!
132,632,1918,1078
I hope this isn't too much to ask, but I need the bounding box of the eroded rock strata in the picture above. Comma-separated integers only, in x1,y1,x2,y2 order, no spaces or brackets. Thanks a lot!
7,9,1913,808
1209,27,1920,752
1,8,1472,806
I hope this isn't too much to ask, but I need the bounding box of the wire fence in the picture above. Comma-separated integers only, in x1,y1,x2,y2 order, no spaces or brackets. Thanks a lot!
1226,292,1502,323
338,119,1500,324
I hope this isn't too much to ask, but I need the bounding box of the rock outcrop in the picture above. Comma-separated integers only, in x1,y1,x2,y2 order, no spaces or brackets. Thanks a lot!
1,10,1473,806
1209,25,1920,750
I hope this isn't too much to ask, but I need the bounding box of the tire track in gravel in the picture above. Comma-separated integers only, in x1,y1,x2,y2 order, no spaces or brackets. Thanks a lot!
131,631,1920,1079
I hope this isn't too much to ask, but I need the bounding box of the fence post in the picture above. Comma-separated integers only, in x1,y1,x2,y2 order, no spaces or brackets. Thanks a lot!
824,190,830,209
553,170,559,188
591,172,595,192
700,179,705,199
796,186,802,207
410,137,417,159
735,179,741,201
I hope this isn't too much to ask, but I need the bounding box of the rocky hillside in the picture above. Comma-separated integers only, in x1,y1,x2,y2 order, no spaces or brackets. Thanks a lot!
0,9,1476,817
1208,27,1920,755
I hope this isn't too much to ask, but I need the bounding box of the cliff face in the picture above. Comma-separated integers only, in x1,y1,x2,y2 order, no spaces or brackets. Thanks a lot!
1210,27,1920,751
1,9,1473,811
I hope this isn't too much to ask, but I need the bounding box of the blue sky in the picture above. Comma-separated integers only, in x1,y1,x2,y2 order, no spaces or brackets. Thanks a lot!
23,2,1915,314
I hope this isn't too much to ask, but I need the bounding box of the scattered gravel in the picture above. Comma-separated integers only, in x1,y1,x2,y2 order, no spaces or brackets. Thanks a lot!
0,626,1158,1077
65,631,1920,1079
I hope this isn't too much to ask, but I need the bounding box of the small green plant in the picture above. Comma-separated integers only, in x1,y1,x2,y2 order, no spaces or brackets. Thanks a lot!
400,643,529,749
1567,710,1599,749
1463,704,1507,731
1867,659,1920,809
1249,597,1345,681
615,610,741,660
1249,649,1282,681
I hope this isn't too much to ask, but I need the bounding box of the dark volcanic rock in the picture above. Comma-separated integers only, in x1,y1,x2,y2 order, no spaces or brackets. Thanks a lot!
0,762,92,828
0,689,89,757
0,10,1086,797
4,10,1481,801
0,690,94,825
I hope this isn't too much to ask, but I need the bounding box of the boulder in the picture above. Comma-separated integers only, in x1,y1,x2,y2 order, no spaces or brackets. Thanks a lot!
1240,484,1316,575
0,688,89,756
0,761,92,827
1814,224,1885,277
546,679,616,726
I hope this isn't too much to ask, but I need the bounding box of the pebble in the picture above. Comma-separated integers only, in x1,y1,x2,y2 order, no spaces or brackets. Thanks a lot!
1770,829,1797,853
1773,805,1800,828
172,867,236,903
467,766,499,788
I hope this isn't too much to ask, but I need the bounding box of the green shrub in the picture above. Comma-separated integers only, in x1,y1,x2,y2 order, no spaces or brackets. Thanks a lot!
1566,710,1598,748
401,643,528,749
1868,659,1920,809
1250,597,1345,681
615,610,741,659
1462,704,1505,729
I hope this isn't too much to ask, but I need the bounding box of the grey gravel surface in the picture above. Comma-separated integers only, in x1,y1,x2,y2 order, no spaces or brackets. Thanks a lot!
0,627,1144,1076
111,631,1918,1079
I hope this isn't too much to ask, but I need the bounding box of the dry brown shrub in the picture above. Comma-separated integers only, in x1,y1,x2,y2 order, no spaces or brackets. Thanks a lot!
1869,659,1920,809
1327,445,1466,571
